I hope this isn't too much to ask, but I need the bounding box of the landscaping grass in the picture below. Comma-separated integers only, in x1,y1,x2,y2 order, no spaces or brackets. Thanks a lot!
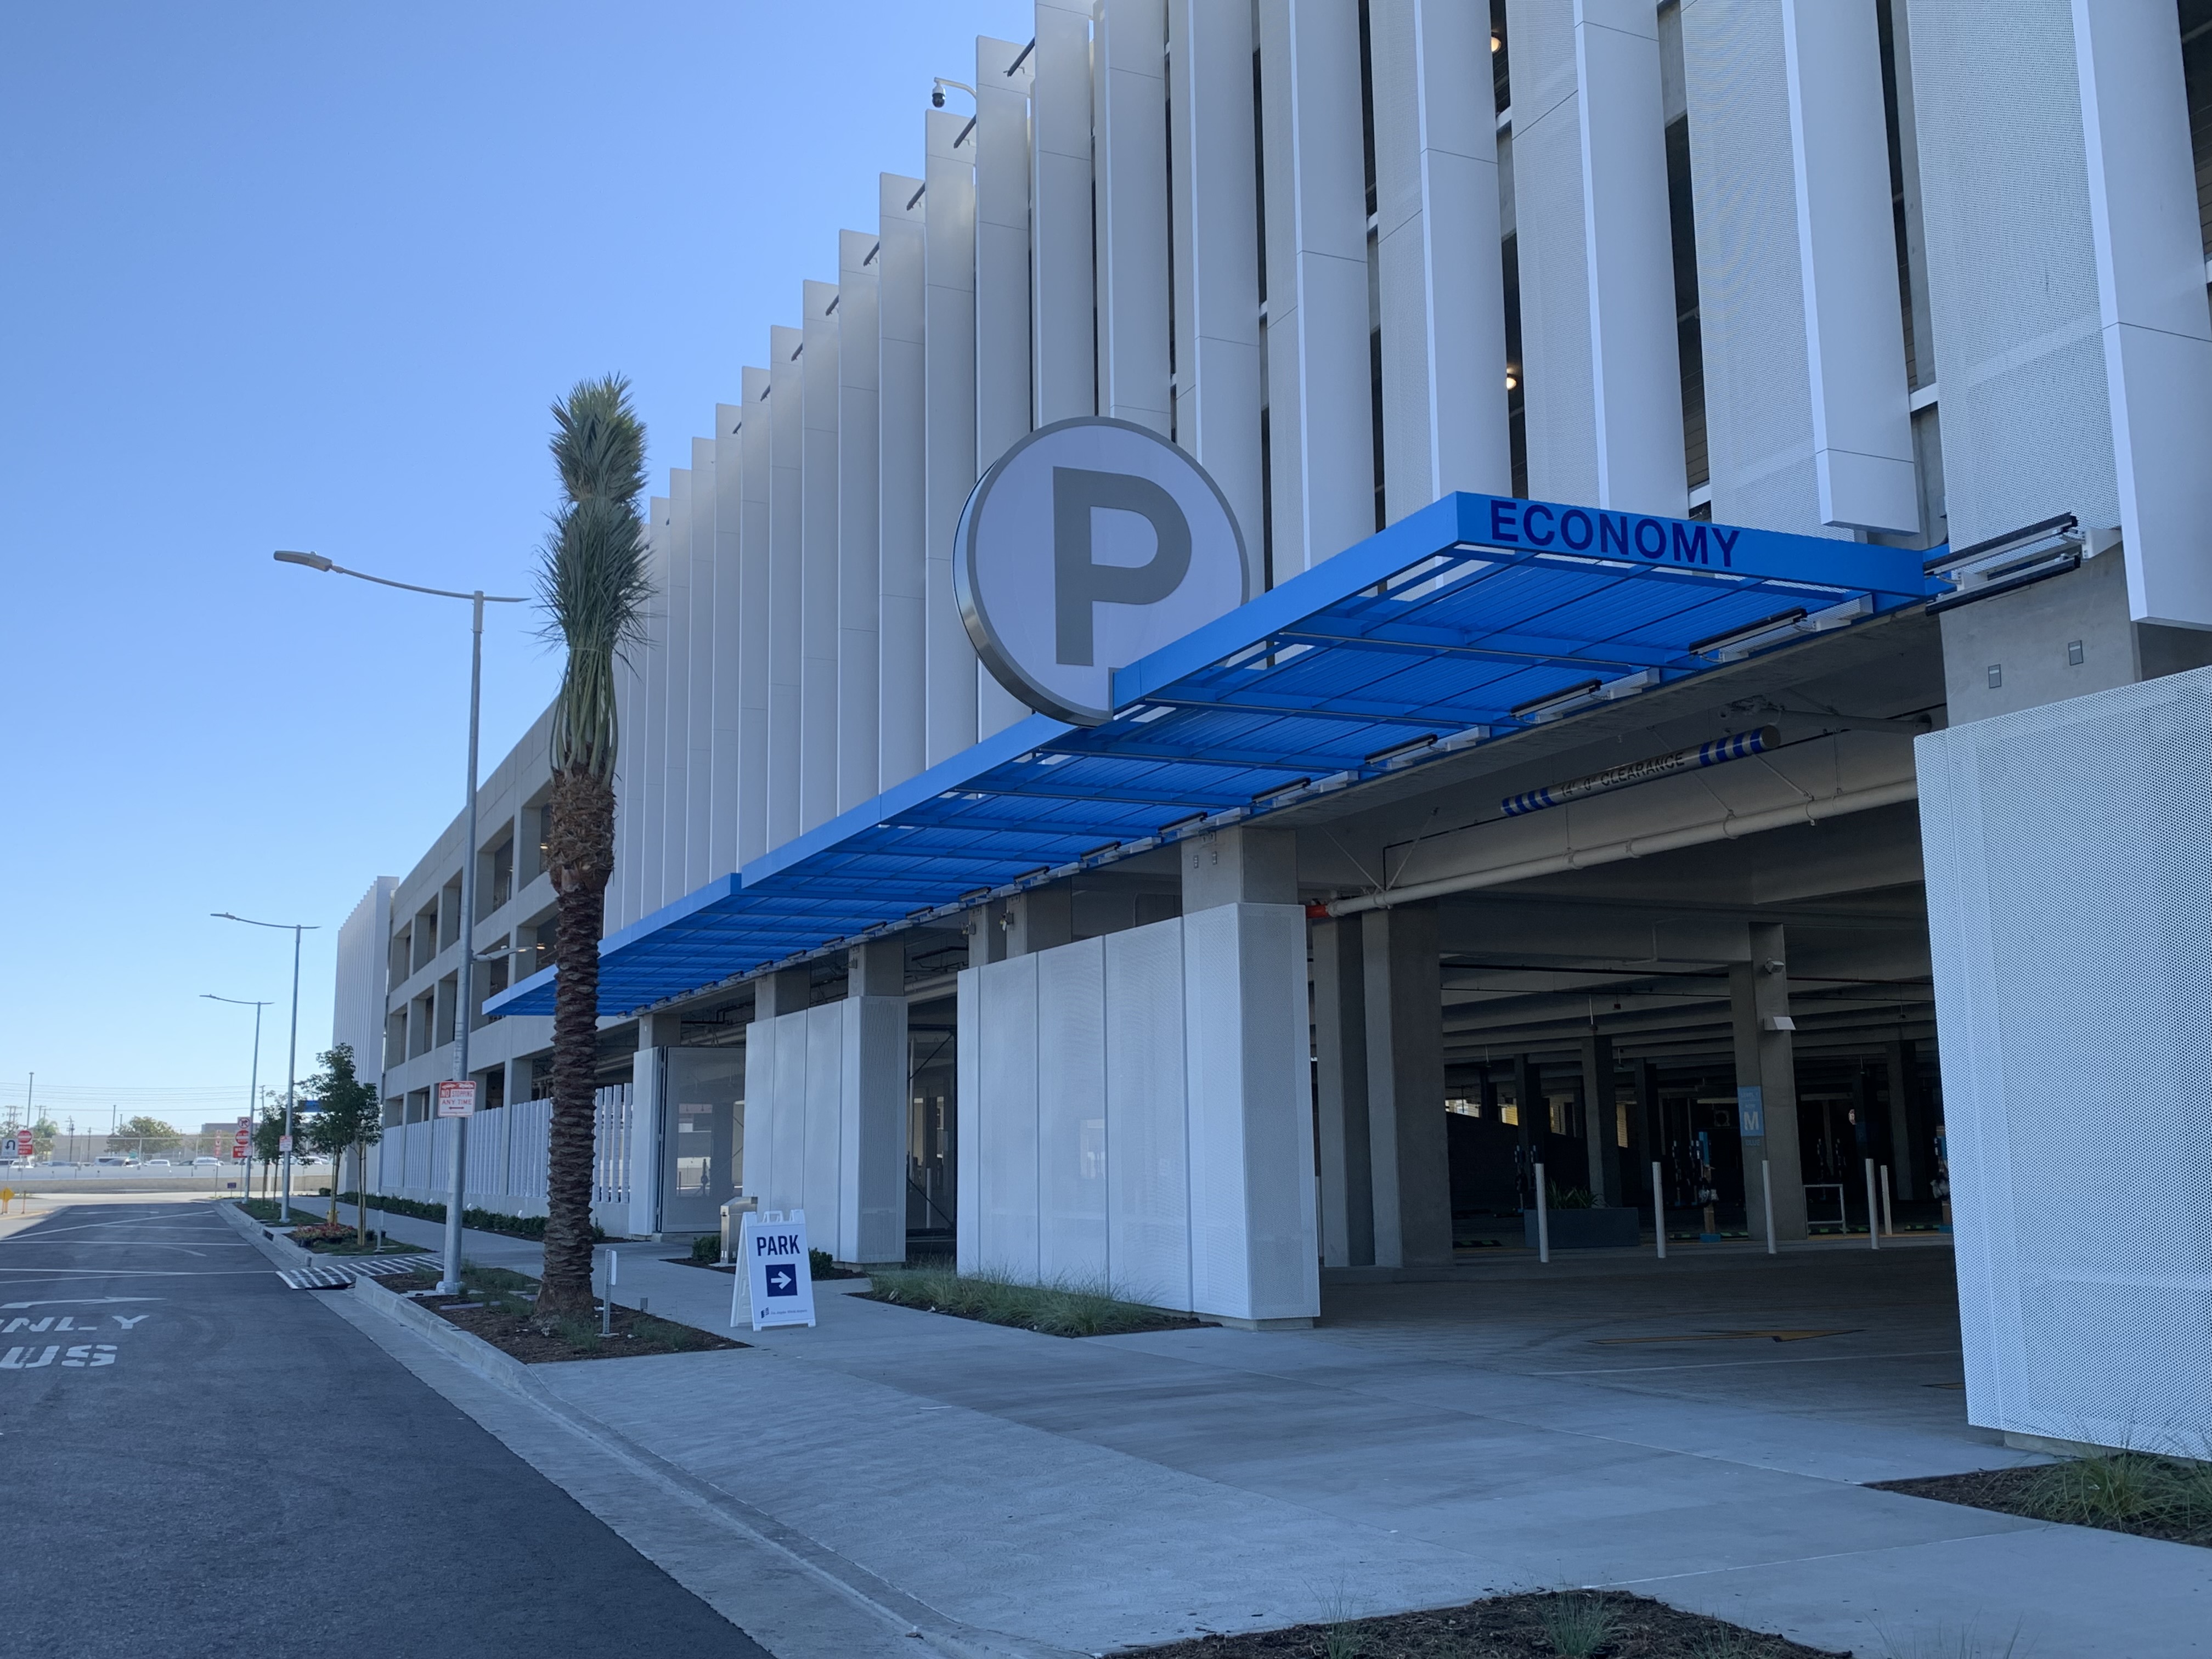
863,1266,1199,1338
379,1262,743,1363
1876,1449,2212,1549
1122,1589,1841,1657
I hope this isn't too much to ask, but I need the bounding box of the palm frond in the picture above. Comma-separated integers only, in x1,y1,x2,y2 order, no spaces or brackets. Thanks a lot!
538,377,651,778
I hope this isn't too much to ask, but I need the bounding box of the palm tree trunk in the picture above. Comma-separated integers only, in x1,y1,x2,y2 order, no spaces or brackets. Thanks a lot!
537,764,616,1322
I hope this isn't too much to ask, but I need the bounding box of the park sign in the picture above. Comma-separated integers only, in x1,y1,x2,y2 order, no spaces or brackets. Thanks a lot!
738,1209,816,1331
955,416,1253,726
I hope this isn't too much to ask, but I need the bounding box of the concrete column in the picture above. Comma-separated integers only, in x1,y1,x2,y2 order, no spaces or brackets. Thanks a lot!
1579,1031,1622,1205
1032,0,1096,424
1005,889,1073,957
1637,1059,1662,1204
1513,1052,1540,1202
1885,1038,1919,1200
659,469,692,901
1094,0,1171,437
965,905,1008,968
1731,923,1807,1242
710,408,743,879
1311,916,1373,1267
1362,904,1451,1267
754,967,812,1022
1180,825,1296,911
641,1011,684,1049
849,939,906,999
975,34,1036,741
800,281,841,835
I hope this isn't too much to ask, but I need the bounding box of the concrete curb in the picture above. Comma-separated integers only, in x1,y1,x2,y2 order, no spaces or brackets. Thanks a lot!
216,1199,320,1269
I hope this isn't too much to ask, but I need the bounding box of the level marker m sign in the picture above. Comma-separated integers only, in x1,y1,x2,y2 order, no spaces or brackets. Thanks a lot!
739,1209,816,1331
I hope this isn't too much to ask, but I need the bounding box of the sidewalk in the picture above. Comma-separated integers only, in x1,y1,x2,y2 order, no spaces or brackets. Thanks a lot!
357,1209,2209,1656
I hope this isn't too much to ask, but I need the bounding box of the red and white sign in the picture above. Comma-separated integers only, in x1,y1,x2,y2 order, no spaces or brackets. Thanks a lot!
233,1116,250,1161
436,1081,478,1119
278,1135,292,1154
13,1129,32,1158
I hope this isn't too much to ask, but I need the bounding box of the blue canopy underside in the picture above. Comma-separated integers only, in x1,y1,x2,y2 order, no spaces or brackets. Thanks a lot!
488,493,1940,1019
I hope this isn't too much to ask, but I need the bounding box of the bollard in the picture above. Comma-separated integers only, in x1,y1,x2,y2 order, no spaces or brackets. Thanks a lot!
1534,1163,1550,1264
1865,1159,1881,1251
1652,1161,1666,1260
1761,1160,1777,1256
1880,1164,1895,1238
599,1249,612,1336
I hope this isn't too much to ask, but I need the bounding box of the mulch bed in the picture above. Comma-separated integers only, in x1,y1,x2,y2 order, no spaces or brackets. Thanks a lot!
665,1255,868,1279
374,1270,744,1364
1872,1463,2212,1549
1123,1590,1841,1657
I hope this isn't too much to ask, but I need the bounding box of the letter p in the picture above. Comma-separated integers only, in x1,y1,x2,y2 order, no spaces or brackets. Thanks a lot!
1053,468,1192,666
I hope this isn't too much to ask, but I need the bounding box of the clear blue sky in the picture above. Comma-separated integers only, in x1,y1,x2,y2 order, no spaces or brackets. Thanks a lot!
0,1,1031,1130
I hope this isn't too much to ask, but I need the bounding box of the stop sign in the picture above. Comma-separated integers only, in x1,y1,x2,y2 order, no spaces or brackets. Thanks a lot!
14,1128,32,1158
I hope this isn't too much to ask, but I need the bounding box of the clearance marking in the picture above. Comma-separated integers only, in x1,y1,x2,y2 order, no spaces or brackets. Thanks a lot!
1594,1328,1859,1346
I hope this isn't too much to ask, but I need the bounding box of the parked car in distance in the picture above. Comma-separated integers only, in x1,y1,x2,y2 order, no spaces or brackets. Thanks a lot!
191,1156,219,1167
145,1158,172,1167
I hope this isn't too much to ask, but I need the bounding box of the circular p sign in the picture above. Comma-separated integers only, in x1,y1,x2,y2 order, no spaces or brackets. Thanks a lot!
955,417,1252,726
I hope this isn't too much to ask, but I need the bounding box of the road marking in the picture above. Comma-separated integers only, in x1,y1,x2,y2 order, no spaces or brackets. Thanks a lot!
0,1343,117,1370
1532,1346,1962,1376
1593,1328,1860,1345
2,1314,112,1333
1,1296,163,1309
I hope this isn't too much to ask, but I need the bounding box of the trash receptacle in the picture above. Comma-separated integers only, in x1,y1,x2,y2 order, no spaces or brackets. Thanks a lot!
719,1195,758,1265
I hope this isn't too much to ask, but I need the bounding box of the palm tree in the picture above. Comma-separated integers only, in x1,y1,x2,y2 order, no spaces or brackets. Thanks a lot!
533,375,651,1322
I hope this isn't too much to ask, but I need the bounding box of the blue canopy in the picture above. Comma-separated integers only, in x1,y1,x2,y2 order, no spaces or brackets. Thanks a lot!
488,491,1940,1019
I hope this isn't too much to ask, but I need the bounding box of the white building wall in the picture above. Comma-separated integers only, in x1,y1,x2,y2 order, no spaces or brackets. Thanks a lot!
1920,666,2212,1461
1258,0,1375,576
686,436,717,887
877,174,930,797
659,467,691,908
975,35,1036,741
766,324,805,849
334,876,397,1082
736,365,773,868
1094,0,1172,438
1167,0,1263,555
1370,0,1513,516
801,279,842,833
957,911,1318,1321
836,230,883,816
924,109,981,767
1505,0,1686,515
637,494,669,913
741,1000,906,1263
1031,0,1096,425
710,403,744,876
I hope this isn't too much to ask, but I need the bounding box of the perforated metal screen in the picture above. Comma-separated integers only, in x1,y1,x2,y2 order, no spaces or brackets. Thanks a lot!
1920,665,2212,1457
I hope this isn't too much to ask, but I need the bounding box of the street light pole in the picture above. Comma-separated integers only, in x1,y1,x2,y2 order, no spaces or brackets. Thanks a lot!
202,995,270,1200
211,915,316,1221
275,551,524,1295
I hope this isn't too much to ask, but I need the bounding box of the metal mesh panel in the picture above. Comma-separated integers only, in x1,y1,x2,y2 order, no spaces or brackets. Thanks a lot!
1036,939,1110,1284
1105,919,1192,1309
1921,665,2212,1456
977,956,1042,1279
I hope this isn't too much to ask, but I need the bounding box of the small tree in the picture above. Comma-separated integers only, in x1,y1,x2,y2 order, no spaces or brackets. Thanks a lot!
108,1116,180,1158
251,1087,291,1199
29,1118,55,1158
301,1045,383,1240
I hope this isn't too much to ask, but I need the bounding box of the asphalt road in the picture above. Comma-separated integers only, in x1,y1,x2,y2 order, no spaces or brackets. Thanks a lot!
0,1200,769,1657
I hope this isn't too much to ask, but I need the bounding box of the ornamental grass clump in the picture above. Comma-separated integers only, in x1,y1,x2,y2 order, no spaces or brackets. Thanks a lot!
868,1266,1181,1337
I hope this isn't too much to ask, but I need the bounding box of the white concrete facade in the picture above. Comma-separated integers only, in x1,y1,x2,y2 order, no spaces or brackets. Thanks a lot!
351,7,2212,1440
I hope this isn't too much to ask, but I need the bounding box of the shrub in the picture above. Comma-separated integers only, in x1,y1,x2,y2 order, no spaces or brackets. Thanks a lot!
691,1233,721,1263
339,1192,604,1243
868,1266,1186,1338
1536,1593,1620,1658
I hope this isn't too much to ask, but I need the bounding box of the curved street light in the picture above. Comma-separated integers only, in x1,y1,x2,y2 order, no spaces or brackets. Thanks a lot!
274,550,527,1294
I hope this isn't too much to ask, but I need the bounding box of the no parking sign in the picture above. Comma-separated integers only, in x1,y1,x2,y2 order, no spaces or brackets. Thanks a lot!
735,1209,816,1331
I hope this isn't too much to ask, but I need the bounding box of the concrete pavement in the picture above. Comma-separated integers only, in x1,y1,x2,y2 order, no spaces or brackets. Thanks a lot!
355,1206,2210,1656
0,1198,766,1657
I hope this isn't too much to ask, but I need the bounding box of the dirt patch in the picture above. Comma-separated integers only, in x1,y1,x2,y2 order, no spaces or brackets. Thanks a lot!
1874,1455,2212,1549
375,1268,743,1363
1124,1591,1839,1658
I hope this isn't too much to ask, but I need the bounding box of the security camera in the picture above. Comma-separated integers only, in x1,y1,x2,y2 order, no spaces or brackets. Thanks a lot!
1762,958,1785,975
